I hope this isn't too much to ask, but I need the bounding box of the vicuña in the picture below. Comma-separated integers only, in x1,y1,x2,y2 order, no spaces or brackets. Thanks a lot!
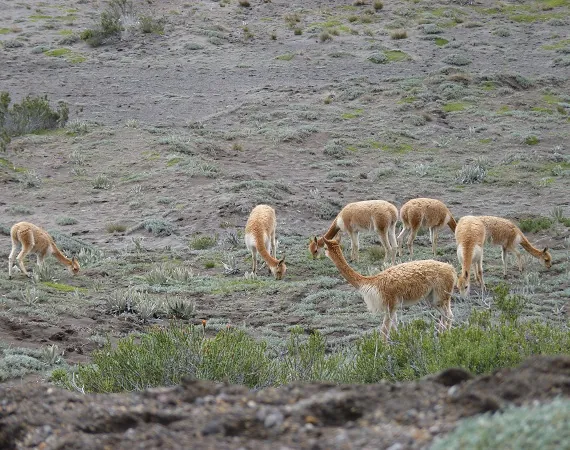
479,215,552,275
397,197,456,258
8,221,80,279
323,236,455,342
455,216,486,297
309,200,398,265
244,205,286,280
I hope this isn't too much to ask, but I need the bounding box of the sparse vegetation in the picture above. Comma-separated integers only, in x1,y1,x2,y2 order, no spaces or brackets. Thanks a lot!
2,1,570,444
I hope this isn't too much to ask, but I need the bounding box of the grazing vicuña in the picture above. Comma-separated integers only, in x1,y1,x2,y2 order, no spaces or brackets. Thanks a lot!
397,197,456,258
309,200,398,265
479,215,552,275
323,237,455,342
8,221,80,279
244,205,286,280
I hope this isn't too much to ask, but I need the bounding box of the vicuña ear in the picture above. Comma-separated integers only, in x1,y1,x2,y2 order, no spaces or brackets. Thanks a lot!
543,247,549,253
313,236,318,245
279,257,285,265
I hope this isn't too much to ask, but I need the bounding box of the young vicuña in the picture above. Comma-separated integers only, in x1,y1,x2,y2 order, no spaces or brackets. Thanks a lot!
479,215,552,276
244,204,286,280
397,198,456,258
455,216,486,297
309,200,398,265
323,236,455,342
8,221,80,279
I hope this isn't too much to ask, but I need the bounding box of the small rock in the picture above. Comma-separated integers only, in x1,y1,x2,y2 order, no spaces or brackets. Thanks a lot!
264,411,284,429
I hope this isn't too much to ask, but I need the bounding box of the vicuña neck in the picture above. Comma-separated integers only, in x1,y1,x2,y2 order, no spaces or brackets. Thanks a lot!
327,247,367,288
51,243,73,266
318,219,340,247
520,235,543,258
253,232,280,267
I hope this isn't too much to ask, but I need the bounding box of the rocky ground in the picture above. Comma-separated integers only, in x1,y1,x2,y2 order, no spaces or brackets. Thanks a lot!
1,356,569,449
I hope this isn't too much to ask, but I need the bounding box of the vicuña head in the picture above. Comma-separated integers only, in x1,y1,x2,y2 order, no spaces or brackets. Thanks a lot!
8,221,81,279
244,204,287,280
323,236,455,342
309,200,398,265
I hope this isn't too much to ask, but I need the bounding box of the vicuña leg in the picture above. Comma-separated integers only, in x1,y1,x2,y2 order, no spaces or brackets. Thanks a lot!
431,227,439,256
396,227,408,257
378,230,393,264
8,240,17,279
475,260,485,292
388,225,398,264
250,248,258,274
16,247,32,278
406,229,419,258
348,231,359,261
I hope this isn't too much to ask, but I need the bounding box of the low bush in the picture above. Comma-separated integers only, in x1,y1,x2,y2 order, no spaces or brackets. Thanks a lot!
431,398,570,450
518,217,553,233
58,305,570,393
0,92,68,139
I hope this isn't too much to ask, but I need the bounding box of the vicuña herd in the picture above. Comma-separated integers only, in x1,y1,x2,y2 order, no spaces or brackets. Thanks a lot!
6,197,552,342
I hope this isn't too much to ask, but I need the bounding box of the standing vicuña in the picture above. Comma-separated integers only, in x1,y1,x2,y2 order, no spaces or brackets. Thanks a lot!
8,222,80,279
245,205,286,280
323,237,455,342
397,198,456,258
455,216,486,297
479,215,552,276
309,200,398,265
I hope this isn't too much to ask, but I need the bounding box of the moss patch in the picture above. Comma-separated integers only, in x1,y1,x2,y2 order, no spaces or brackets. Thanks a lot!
434,37,449,46
385,50,411,62
44,48,86,63
275,53,295,61
442,102,467,112
342,109,364,119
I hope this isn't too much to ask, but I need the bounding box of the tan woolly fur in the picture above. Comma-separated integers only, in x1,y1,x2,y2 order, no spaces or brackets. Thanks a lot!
455,216,486,297
8,222,80,279
323,237,455,342
479,215,552,275
244,205,286,280
309,200,398,265
397,198,457,258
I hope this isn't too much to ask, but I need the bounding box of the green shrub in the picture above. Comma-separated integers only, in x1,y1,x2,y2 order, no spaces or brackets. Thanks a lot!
190,234,217,250
1,92,68,137
518,217,553,233
59,309,570,393
431,398,570,450
493,283,527,323
80,0,131,47
0,92,10,151
56,216,78,226
139,15,165,34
